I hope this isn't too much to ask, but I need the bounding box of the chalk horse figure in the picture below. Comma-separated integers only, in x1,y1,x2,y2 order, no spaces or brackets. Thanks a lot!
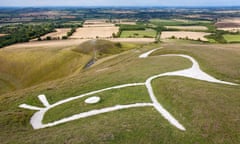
20,48,238,131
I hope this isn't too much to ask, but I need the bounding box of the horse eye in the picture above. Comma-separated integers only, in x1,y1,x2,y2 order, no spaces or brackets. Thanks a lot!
84,96,101,104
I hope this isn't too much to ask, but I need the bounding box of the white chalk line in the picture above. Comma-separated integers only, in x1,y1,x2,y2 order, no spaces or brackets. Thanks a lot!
33,103,153,129
19,48,238,131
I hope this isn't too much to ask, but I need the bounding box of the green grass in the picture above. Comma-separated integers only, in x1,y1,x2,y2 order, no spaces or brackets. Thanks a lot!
152,77,240,144
152,41,240,83
150,19,212,26
223,34,240,43
120,29,157,38
0,40,139,95
43,86,151,123
0,41,239,143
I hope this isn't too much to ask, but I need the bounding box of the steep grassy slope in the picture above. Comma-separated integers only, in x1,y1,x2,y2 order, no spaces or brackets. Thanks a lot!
0,47,92,94
0,41,239,144
0,40,138,95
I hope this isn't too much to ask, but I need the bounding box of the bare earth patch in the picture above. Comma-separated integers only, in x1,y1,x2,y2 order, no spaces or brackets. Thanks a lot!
166,26,208,31
70,26,119,39
161,31,210,41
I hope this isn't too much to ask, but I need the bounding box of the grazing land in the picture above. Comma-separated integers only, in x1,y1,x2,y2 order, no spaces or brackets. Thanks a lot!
165,26,208,31
120,29,157,38
161,31,210,41
150,19,211,26
223,34,240,43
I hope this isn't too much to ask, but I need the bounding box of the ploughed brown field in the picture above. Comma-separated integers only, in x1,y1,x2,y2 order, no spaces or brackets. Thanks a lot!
215,18,240,32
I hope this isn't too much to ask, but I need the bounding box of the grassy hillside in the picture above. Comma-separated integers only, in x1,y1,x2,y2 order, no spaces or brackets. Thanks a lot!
0,47,92,94
0,40,138,95
73,39,138,59
0,40,239,144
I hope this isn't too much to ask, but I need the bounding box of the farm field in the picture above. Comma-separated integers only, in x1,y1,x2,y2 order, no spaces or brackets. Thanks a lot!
217,27,240,32
109,38,155,43
165,26,208,31
150,19,211,26
70,26,119,38
215,18,240,30
0,34,7,37
33,28,71,40
161,31,210,41
120,29,157,38
223,34,240,43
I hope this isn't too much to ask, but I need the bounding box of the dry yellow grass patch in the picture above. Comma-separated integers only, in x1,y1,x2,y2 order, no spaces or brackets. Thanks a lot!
70,26,119,39
166,26,208,31
161,31,210,41
39,28,71,40
218,18,240,23
84,19,108,24
83,19,115,27
217,27,240,32
5,39,90,50
83,23,115,27
0,34,6,37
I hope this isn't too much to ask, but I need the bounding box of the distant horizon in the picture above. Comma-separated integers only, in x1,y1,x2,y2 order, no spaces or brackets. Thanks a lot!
1,0,240,7
1,5,240,8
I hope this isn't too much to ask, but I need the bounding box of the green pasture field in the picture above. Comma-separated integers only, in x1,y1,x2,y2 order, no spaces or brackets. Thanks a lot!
223,34,240,43
150,19,212,26
120,29,157,38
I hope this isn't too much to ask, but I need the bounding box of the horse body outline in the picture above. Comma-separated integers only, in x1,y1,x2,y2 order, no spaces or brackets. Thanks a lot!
20,48,237,130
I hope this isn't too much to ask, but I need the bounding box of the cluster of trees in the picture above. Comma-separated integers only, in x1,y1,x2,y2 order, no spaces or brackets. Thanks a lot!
62,27,77,39
206,30,227,43
0,24,55,48
0,22,82,48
